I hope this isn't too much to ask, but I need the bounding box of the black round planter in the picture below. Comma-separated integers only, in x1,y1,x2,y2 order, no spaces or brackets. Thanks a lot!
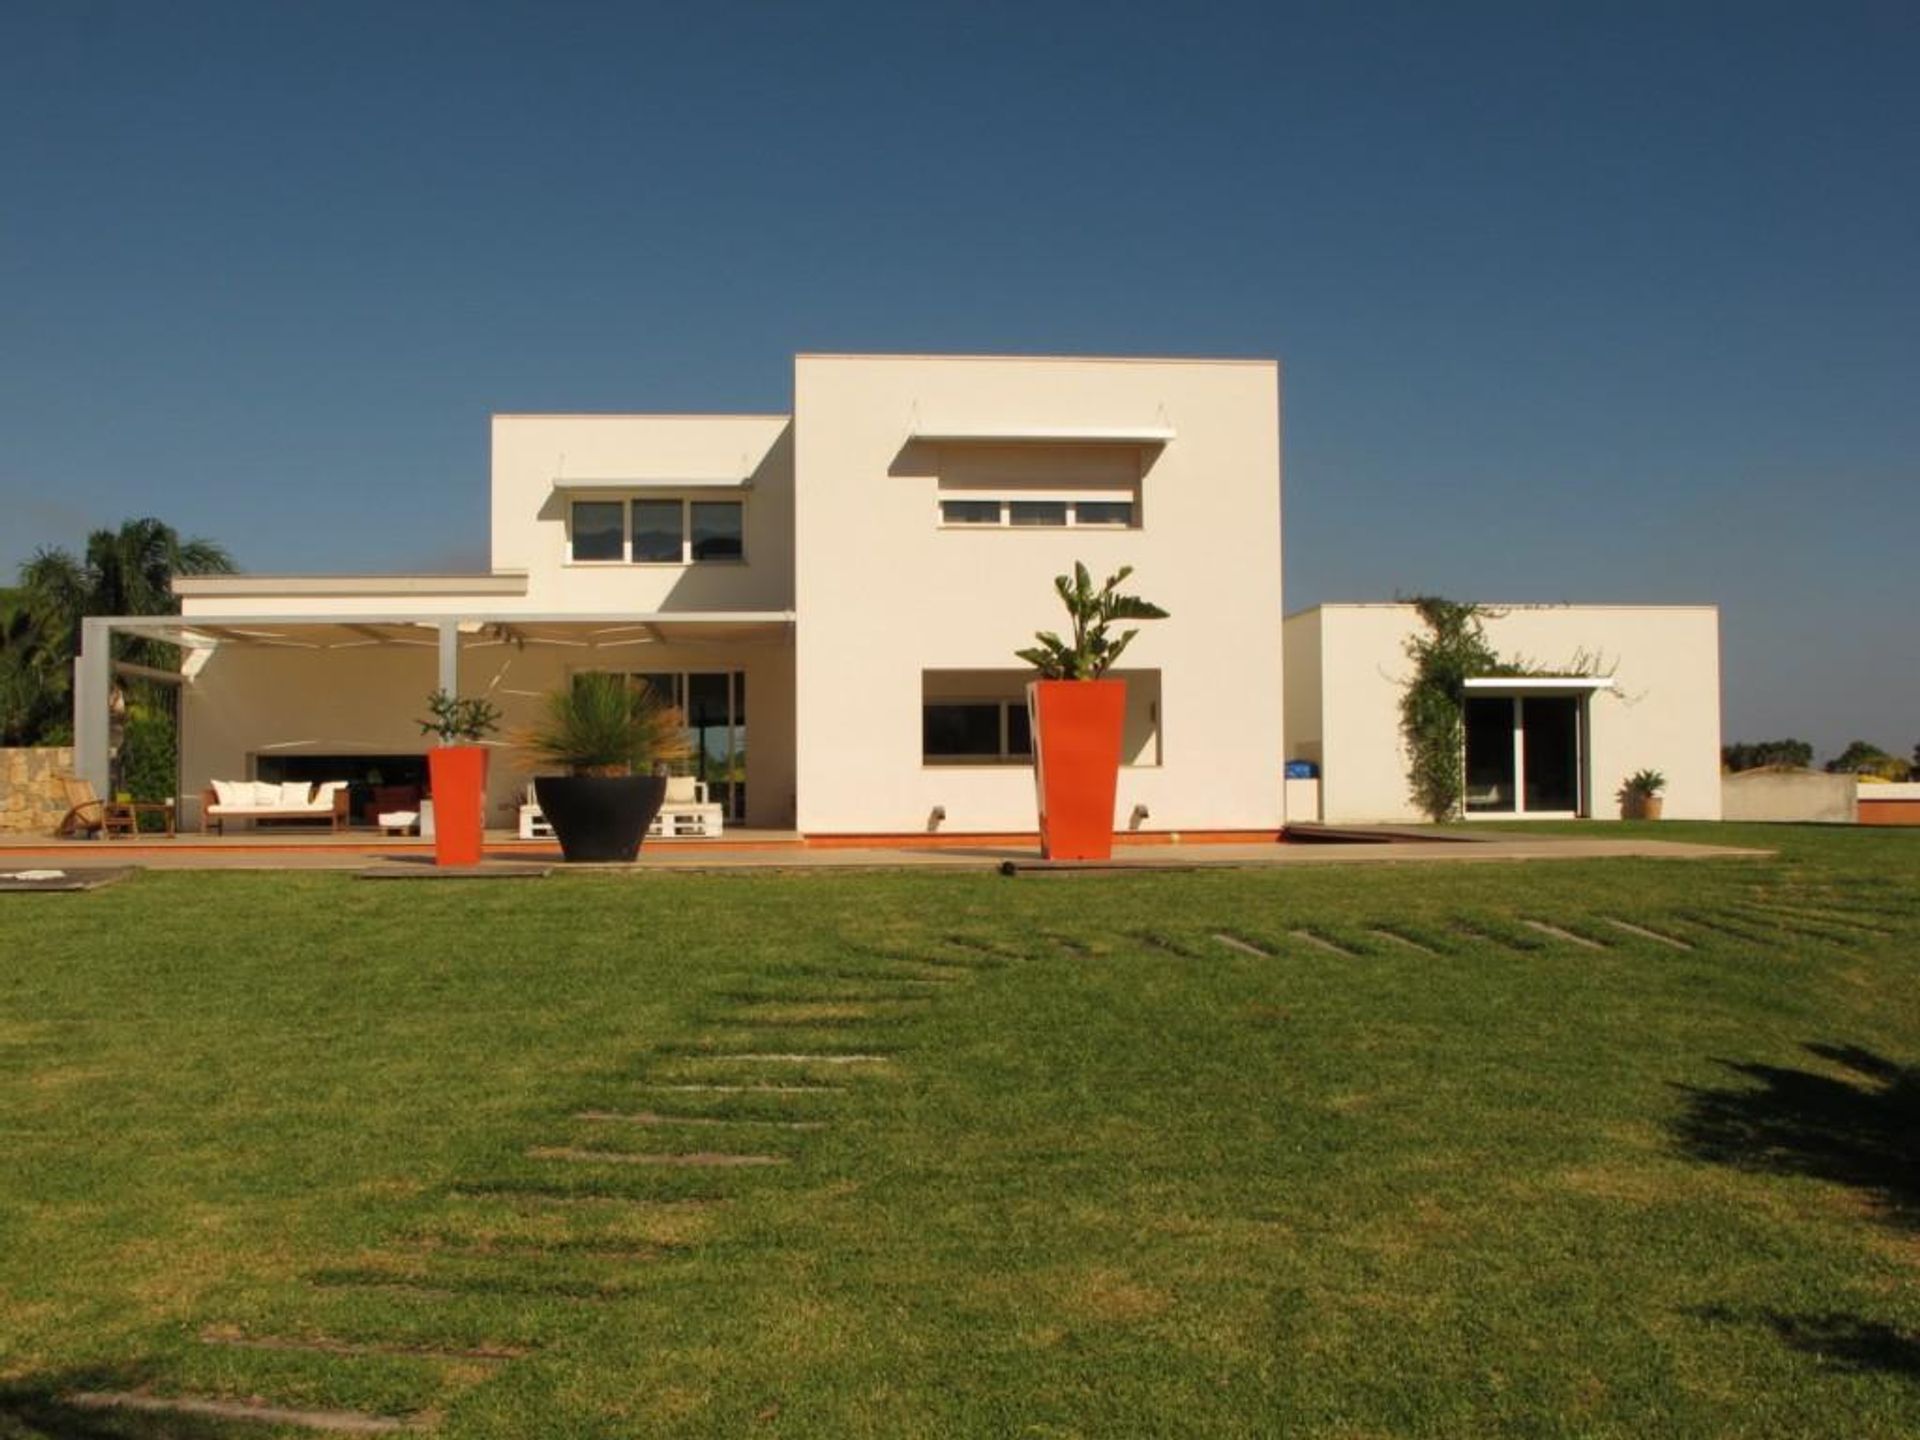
533,774,667,862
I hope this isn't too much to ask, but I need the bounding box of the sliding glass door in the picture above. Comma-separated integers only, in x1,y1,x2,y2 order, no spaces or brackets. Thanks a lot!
629,670,747,821
1462,694,1586,817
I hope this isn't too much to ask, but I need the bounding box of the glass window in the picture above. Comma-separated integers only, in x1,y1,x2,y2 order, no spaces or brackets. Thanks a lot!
627,500,683,562
941,499,1001,526
691,501,744,561
1008,501,1067,527
923,703,1003,758
1075,500,1133,527
1006,702,1032,757
570,501,625,562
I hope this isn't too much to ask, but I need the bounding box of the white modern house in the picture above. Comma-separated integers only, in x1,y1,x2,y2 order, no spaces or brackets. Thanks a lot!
69,351,1721,836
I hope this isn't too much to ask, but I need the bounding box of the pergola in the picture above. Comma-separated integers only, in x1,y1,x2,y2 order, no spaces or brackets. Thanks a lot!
72,610,795,795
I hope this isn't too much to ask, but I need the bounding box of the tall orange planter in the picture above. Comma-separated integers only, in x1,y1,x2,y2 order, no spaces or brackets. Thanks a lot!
1028,679,1126,861
427,745,489,867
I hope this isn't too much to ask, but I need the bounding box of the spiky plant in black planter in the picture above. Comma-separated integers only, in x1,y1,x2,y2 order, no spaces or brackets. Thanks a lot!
520,674,691,862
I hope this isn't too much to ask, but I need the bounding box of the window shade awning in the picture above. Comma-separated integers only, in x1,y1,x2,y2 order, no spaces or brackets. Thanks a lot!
1463,676,1617,692
909,423,1174,446
555,475,754,492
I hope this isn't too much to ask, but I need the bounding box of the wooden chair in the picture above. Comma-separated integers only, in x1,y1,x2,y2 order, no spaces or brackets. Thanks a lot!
54,775,106,838
55,775,176,839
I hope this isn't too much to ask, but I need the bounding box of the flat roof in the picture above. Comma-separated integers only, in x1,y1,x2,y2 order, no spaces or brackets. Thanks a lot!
174,573,529,598
909,423,1177,446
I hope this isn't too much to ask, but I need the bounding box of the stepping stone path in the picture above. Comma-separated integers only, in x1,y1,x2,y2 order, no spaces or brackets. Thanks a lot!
65,934,988,1429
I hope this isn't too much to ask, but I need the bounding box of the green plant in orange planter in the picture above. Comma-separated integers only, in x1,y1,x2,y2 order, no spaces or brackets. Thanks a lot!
1017,564,1168,861
417,689,501,866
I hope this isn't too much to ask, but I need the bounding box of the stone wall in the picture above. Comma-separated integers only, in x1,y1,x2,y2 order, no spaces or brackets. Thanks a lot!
1722,768,1856,824
1,746,76,834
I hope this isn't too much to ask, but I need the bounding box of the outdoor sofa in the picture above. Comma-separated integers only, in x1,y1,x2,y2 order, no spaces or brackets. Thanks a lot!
202,780,351,833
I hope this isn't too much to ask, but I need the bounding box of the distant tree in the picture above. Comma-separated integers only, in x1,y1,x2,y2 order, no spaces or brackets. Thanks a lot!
1823,740,1908,781
1721,739,1814,772
4,517,235,746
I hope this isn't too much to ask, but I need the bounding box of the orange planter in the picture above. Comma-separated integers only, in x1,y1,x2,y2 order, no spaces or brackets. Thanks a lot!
1028,679,1126,860
427,745,489,867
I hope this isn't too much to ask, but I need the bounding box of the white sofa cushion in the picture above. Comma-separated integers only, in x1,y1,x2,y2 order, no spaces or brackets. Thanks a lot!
250,781,281,807
664,775,697,803
210,779,246,808
278,781,312,809
313,781,347,809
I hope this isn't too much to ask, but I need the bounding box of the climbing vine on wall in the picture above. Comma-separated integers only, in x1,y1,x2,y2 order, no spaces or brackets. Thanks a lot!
1400,598,1506,822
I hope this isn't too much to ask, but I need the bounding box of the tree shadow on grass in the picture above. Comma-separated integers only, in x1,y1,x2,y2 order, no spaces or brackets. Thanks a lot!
1671,1041,1920,1227
1674,1043,1920,1384
1692,1307,1920,1382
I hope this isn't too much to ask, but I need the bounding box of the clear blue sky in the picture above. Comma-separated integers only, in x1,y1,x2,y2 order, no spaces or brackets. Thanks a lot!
2,1,1914,760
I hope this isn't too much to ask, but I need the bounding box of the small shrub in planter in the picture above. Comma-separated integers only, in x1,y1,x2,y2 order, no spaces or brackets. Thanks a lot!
1617,768,1667,821
519,674,691,862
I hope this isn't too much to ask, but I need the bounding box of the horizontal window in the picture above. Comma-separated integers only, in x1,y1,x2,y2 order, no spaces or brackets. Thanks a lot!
568,498,744,565
936,497,1140,529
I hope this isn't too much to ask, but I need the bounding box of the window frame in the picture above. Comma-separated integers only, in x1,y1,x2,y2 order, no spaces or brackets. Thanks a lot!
565,494,748,566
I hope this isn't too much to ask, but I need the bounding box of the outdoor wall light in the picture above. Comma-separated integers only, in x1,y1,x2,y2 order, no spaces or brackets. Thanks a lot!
1130,803,1150,830
928,805,947,832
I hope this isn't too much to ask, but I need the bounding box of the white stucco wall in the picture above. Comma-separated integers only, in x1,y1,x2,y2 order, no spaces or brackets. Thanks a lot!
1287,603,1722,823
792,354,1284,835
490,414,794,614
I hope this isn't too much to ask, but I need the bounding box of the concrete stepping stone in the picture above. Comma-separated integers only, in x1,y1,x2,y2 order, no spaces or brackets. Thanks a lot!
1289,929,1357,957
1211,932,1270,957
200,1328,528,1363
1520,920,1606,950
682,1052,891,1064
639,1083,844,1094
529,1147,788,1167
1368,928,1438,955
67,1391,422,1432
1132,931,1203,958
575,1109,826,1130
1600,917,1692,950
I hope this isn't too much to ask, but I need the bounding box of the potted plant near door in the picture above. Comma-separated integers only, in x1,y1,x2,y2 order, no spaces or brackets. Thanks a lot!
417,689,502,866
1617,768,1667,821
520,673,691,862
1016,563,1169,861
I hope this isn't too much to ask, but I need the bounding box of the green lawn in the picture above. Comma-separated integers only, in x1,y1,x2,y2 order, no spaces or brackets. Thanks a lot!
2,824,1917,1437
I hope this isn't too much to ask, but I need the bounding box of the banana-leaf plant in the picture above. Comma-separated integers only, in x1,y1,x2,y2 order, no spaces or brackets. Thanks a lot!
1016,562,1168,679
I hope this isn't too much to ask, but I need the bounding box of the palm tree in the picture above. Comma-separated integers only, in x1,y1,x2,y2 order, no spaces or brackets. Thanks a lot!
6,517,237,744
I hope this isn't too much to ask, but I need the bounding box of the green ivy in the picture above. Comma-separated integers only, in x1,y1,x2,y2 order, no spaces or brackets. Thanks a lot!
1399,598,1505,822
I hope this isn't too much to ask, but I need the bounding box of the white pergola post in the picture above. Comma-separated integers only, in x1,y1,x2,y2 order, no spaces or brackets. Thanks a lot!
437,619,460,697
73,617,114,796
